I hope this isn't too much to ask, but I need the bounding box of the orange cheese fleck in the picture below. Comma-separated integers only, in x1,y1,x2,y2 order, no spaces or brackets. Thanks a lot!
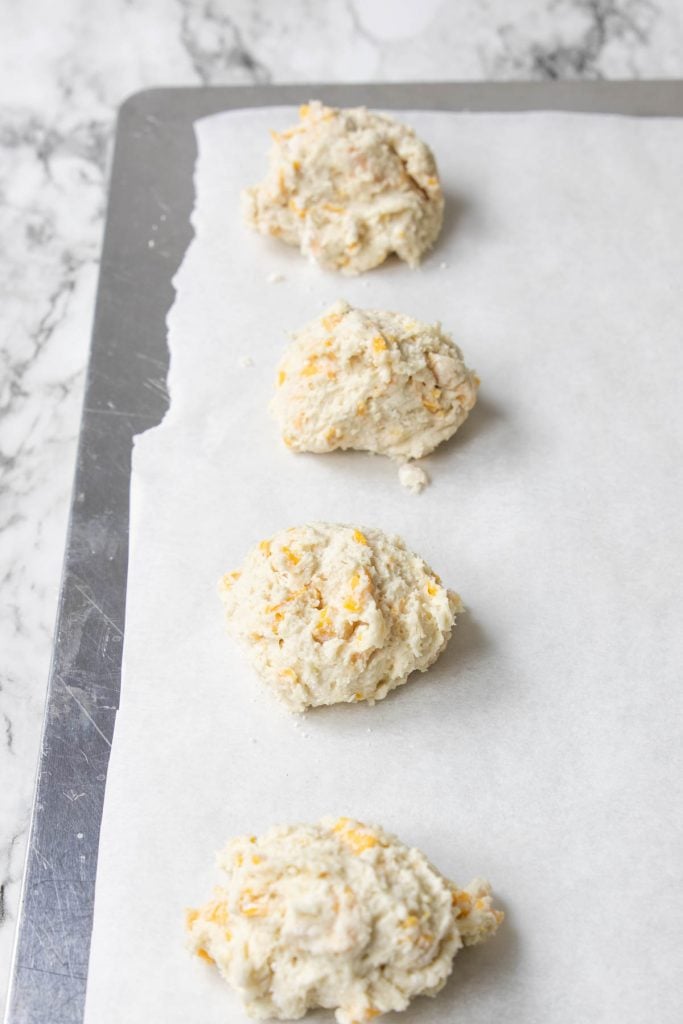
240,888,267,917
321,312,342,332
281,545,300,565
204,899,230,928
342,831,379,854
313,605,335,642
400,915,419,928
221,570,241,590
452,890,472,917
333,818,381,854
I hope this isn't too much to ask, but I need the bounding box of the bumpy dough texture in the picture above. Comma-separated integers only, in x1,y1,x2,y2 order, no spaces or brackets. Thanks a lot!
242,101,444,275
220,523,461,712
186,818,503,1023
270,301,479,462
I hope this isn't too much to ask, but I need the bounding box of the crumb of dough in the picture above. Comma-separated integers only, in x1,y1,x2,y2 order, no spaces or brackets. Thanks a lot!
219,523,462,712
270,300,479,462
242,101,444,275
267,271,286,283
239,355,254,368
186,818,503,1023
399,462,430,493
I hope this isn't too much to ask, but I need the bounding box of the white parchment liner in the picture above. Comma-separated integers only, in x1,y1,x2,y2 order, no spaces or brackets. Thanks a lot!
84,108,683,1023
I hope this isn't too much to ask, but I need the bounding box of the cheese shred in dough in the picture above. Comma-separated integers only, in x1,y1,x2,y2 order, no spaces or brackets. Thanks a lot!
271,300,479,462
220,523,462,712
186,818,503,1023
243,101,444,275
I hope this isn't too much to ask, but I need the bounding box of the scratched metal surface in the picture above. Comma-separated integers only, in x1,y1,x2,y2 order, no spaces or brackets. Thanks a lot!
4,80,683,1024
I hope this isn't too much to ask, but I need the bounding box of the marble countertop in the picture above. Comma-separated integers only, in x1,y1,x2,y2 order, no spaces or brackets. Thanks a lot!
1,0,682,1008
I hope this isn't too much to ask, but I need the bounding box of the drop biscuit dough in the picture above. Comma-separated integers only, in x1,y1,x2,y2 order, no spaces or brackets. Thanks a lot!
243,102,444,274
187,817,503,1023
220,523,462,712
271,301,479,463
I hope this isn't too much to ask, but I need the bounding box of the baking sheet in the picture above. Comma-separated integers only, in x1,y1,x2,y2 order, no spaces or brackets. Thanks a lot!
84,107,683,1023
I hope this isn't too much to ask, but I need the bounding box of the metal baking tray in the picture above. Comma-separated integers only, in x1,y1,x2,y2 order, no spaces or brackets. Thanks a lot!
5,80,683,1024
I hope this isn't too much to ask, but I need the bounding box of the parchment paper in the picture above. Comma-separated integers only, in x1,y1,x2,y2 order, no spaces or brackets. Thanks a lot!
84,108,683,1024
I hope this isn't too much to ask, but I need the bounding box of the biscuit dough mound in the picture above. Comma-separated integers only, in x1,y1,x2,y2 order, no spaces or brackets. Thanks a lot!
242,101,444,275
220,523,462,712
271,301,479,461
186,817,503,1023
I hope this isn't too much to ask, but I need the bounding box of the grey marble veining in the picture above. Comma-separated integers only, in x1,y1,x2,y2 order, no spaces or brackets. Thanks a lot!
1,0,682,1009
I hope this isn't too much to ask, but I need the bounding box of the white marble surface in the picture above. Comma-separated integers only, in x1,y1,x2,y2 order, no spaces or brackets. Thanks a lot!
1,0,682,1010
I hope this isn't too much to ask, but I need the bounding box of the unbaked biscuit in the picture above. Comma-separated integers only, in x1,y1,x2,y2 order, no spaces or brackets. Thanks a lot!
186,817,503,1023
243,101,444,274
271,300,479,462
220,523,462,712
